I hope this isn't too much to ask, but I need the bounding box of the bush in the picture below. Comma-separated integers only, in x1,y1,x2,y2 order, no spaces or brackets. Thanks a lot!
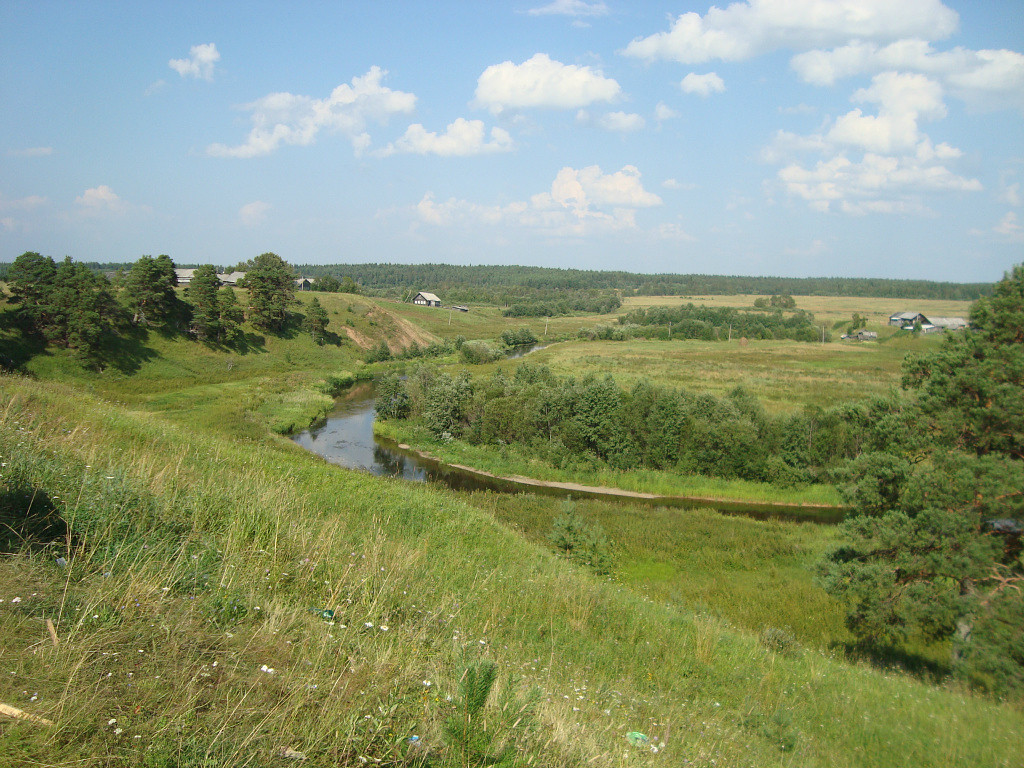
460,340,501,364
547,499,613,574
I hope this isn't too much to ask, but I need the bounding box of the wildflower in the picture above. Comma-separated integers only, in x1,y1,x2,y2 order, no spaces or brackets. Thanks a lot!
11,597,21,603
379,625,389,631
423,680,432,687
114,727,123,735
364,622,374,628
260,665,275,674
108,718,117,726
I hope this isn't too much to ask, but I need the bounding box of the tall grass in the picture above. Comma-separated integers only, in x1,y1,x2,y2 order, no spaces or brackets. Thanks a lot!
2,374,1022,767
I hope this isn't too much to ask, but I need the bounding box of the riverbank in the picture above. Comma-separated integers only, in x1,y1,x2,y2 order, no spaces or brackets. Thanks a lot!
373,420,845,519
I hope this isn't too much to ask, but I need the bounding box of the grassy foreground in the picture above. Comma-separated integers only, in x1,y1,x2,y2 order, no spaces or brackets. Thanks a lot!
2,374,1022,767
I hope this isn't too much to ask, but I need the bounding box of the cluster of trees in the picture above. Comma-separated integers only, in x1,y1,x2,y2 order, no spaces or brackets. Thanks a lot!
5,252,126,365
819,264,1024,696
289,262,991,301
619,304,826,343
501,290,620,317
752,294,796,309
3,251,328,365
376,363,912,484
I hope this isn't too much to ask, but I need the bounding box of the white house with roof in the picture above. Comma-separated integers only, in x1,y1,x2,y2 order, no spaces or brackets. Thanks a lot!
413,292,442,307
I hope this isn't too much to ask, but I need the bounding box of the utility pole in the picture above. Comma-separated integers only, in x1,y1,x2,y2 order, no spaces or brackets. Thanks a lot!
544,317,549,337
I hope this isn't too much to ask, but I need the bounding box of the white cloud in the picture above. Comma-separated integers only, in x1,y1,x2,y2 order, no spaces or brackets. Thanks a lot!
169,43,220,80
239,201,271,226
7,146,53,158
598,111,645,132
680,72,725,96
527,0,608,17
207,67,415,158
473,53,621,114
791,40,1024,111
378,118,514,156
993,211,1024,241
1000,181,1021,207
777,152,981,214
74,185,129,216
654,102,679,121
622,0,959,64
414,164,661,237
0,193,48,211
827,72,945,154
145,80,168,97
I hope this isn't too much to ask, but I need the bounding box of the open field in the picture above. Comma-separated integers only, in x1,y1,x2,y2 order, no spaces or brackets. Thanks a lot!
3,375,1022,767
378,298,613,342
621,294,975,328
515,336,942,413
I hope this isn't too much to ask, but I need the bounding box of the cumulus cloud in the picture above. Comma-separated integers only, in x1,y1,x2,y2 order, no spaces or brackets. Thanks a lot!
527,0,608,17
207,67,415,158
474,53,621,114
169,43,220,80
598,111,645,132
826,72,945,154
378,118,514,156
993,211,1024,241
680,72,725,96
791,40,1024,111
239,201,271,226
654,102,679,122
414,164,661,236
622,0,959,64
74,185,129,216
764,69,980,213
777,152,980,214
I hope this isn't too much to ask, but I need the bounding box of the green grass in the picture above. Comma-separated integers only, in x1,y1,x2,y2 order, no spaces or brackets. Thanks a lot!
515,337,942,413
2,374,1022,767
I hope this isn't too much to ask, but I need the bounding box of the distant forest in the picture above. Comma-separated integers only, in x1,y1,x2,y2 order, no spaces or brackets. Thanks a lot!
0,259,993,302
293,263,993,301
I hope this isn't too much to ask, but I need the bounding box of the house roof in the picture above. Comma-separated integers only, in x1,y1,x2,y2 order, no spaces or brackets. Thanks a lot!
929,316,968,328
890,311,926,321
416,292,441,302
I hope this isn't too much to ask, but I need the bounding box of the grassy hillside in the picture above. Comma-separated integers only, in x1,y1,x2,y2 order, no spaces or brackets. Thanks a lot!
3,375,1023,768
2,286,1021,766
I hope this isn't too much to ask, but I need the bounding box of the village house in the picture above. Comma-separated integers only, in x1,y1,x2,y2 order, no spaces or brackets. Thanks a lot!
888,311,967,332
412,292,442,307
294,277,314,291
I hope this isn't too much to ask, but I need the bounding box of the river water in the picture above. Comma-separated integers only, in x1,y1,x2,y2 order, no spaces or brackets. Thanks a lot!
290,379,844,523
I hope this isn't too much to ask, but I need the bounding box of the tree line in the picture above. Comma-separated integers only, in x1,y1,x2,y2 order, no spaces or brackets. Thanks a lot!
2,251,328,368
376,363,905,484
618,303,827,342
287,262,992,301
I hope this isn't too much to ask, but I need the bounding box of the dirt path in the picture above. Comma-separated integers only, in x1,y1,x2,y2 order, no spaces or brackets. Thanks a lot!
394,443,845,517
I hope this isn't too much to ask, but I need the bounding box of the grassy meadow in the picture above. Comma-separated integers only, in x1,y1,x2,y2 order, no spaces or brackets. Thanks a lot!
3,375,1022,767
2,284,1020,766
511,336,939,413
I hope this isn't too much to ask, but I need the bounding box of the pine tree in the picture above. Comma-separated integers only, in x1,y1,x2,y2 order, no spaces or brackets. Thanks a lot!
245,252,295,332
819,263,1024,696
185,265,222,340
124,254,178,325
302,296,329,344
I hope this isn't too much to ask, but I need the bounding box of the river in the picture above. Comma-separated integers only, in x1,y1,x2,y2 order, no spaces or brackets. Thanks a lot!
290,380,845,523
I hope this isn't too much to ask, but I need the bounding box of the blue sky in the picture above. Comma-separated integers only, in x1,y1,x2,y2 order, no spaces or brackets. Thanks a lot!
1,1,1021,281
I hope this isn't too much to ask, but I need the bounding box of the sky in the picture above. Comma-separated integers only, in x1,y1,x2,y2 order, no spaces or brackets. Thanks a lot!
1,1,1022,282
